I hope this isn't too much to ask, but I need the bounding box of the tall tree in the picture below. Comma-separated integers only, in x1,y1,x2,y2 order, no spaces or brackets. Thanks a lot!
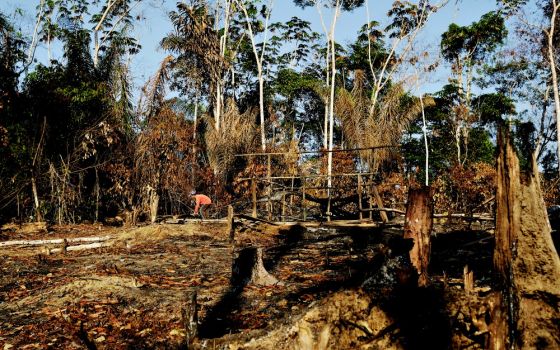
235,0,274,151
440,11,507,164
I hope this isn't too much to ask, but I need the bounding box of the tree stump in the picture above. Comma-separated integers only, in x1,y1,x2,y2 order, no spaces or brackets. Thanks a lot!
182,290,198,346
403,186,433,286
231,247,279,287
493,129,560,349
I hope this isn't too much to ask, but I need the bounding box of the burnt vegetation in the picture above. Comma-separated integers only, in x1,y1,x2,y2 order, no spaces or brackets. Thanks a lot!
1,0,559,349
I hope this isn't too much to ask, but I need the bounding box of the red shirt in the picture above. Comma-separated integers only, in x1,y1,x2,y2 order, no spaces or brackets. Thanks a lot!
194,194,212,214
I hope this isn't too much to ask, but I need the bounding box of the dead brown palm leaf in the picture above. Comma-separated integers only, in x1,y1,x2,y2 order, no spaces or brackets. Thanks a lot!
204,99,258,176
336,70,434,172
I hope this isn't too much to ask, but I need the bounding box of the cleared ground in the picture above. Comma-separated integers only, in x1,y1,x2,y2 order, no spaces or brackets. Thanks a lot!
0,220,496,349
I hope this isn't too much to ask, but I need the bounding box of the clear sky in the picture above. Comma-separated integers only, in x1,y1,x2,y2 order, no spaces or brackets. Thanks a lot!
2,0,498,95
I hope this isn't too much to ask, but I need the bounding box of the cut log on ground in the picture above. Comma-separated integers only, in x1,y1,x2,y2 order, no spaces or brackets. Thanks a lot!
48,241,113,254
493,129,560,349
0,235,113,248
404,186,433,287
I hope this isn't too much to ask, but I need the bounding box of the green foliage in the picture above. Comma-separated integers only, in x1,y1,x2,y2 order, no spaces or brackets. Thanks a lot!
402,95,496,179
472,93,516,126
441,11,507,65
293,0,365,11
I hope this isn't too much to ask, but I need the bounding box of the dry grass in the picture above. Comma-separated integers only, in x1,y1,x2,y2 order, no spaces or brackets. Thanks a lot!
204,99,258,176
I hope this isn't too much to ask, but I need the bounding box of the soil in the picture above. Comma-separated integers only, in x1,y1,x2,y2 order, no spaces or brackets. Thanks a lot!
0,219,504,349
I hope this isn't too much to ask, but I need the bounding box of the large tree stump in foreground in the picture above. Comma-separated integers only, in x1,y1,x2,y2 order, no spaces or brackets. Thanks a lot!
403,186,433,286
231,247,279,287
493,130,560,349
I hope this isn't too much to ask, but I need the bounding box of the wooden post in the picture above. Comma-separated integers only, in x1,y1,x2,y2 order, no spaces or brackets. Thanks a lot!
463,265,473,294
371,184,388,223
403,186,433,286
61,238,68,254
227,205,234,241
302,176,307,221
326,177,332,222
367,176,373,220
251,177,257,218
267,154,272,221
281,193,286,222
358,174,363,221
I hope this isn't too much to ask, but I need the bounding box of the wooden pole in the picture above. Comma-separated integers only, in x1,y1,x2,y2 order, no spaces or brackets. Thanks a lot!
367,176,374,220
463,265,473,294
281,193,286,222
227,205,234,241
371,184,388,223
403,186,433,286
251,177,257,218
302,176,307,221
358,174,363,221
267,154,272,221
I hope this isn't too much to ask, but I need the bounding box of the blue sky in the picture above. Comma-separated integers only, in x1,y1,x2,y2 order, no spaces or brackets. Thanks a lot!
2,0,498,95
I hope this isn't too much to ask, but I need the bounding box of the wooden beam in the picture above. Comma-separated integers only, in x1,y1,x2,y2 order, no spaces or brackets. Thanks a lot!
234,146,399,157
234,213,279,226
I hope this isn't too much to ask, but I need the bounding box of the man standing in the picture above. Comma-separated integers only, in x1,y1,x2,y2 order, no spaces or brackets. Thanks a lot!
191,191,212,220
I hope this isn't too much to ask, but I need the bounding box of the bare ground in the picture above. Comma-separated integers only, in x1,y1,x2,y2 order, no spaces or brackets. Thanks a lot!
0,220,499,349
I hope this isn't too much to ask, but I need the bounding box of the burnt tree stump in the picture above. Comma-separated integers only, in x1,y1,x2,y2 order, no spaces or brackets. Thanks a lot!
231,247,280,288
404,186,433,287
492,129,560,349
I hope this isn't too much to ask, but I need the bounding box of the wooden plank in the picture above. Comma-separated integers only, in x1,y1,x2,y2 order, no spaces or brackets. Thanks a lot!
235,214,279,226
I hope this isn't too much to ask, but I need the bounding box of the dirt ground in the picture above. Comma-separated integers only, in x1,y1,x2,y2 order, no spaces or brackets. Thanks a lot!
0,219,499,349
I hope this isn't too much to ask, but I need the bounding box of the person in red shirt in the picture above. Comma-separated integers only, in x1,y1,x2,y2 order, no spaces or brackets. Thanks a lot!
191,191,212,219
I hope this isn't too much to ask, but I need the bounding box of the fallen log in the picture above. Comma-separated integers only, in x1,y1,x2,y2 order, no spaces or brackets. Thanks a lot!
45,241,113,254
0,235,113,248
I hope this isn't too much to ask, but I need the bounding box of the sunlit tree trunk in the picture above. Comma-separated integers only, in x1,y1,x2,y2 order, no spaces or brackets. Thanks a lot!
236,0,274,151
327,2,340,218
548,0,560,175
27,0,46,66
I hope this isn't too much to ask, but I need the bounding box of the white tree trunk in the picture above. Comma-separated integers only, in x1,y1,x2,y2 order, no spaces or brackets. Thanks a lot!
236,0,274,152
548,1,560,176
